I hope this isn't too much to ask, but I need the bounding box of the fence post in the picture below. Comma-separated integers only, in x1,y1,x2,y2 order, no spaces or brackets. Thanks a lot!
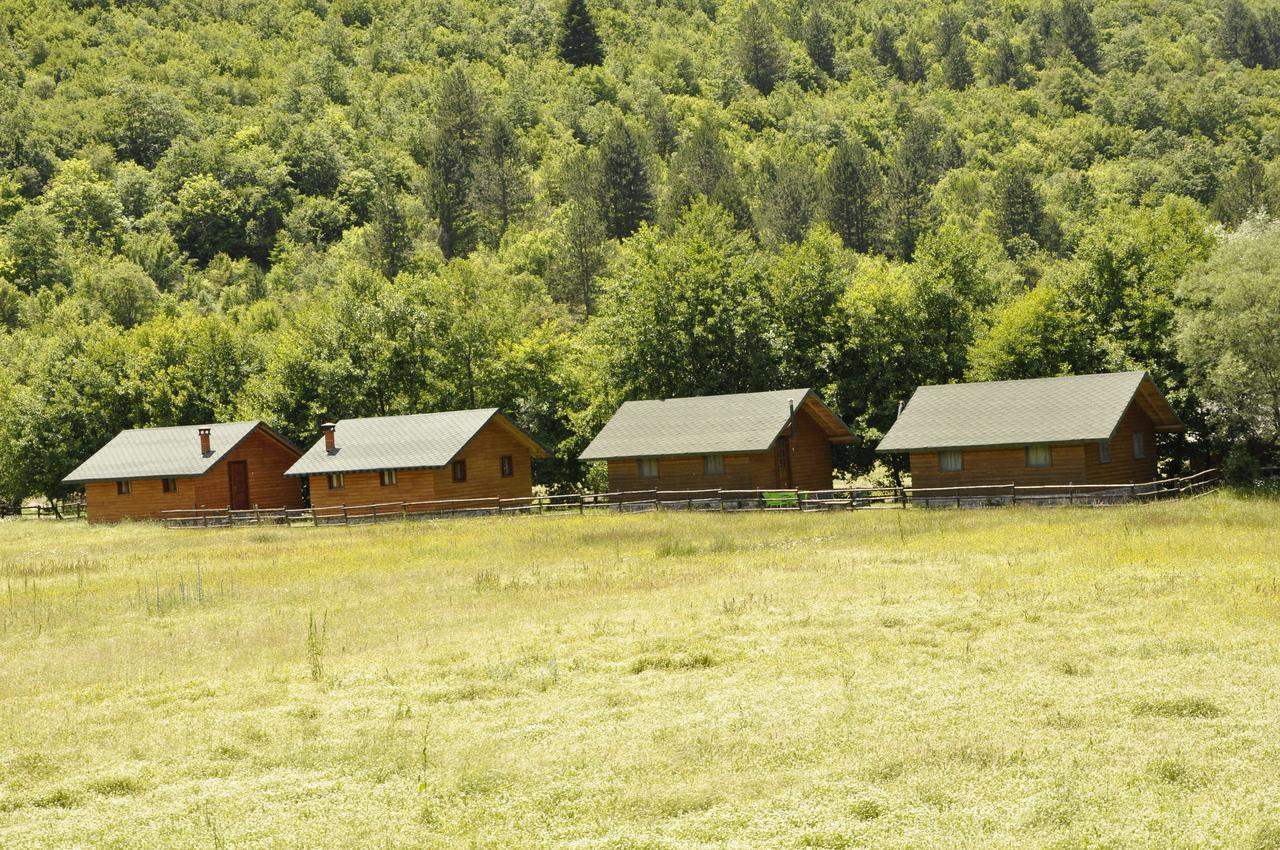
1069,484,1074,506
401,501,407,521
578,494,585,514
342,504,348,525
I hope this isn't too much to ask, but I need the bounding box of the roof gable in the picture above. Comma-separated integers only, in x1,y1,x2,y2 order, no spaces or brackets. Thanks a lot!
876,371,1183,453
285,409,548,477
62,421,291,484
578,388,855,461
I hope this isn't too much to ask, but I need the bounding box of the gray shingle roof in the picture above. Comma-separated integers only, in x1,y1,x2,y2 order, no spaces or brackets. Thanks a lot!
876,371,1183,452
62,421,289,484
578,388,855,460
285,409,548,477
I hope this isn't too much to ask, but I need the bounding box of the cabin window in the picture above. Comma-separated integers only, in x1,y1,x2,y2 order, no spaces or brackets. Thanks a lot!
452,460,467,482
326,473,345,490
938,450,963,472
500,455,514,477
162,478,178,493
116,480,132,495
1132,432,1146,459
1026,444,1052,468
1099,442,1111,464
638,458,658,478
703,454,725,475
379,469,397,487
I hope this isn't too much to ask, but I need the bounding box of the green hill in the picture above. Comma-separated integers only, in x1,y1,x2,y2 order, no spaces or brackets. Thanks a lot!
1,0,1279,498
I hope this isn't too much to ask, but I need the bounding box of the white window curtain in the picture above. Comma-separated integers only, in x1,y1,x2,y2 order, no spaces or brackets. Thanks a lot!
939,450,962,472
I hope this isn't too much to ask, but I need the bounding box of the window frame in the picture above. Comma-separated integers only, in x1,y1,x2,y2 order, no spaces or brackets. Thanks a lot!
1025,444,1052,468
1098,442,1111,464
938,450,963,473
499,455,514,478
162,477,178,494
1132,432,1146,459
452,459,467,483
116,480,132,496
379,469,397,487
637,458,659,479
703,454,725,475
326,472,345,490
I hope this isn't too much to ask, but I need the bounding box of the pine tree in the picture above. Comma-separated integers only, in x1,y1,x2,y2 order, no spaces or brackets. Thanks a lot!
870,25,902,78
474,115,531,243
756,155,818,247
992,159,1047,253
936,10,964,56
803,6,836,77
900,36,927,83
884,113,939,260
821,138,882,253
1216,0,1269,68
369,179,411,278
736,4,786,95
986,36,1024,86
1057,0,1099,71
422,66,481,259
1212,156,1271,225
664,120,751,229
557,0,604,67
942,39,974,90
596,115,654,240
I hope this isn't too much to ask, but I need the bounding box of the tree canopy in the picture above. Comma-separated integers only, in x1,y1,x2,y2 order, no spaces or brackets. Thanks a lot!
2,0,1280,501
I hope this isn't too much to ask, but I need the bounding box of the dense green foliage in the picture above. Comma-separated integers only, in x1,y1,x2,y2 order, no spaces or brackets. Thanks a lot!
2,0,1280,500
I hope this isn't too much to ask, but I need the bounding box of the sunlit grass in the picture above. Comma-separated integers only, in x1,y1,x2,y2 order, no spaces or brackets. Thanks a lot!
2,493,1279,848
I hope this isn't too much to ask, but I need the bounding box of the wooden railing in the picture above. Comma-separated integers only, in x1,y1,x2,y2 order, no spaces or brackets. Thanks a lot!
0,500,86,520
160,469,1221,528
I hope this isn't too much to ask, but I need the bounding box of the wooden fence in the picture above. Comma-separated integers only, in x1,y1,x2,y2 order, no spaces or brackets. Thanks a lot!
0,500,86,520
160,468,1221,529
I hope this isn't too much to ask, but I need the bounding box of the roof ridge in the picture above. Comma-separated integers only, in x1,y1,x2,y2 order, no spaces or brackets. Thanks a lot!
917,371,1145,392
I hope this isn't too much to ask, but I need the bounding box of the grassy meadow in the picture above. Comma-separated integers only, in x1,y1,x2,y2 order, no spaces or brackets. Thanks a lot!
2,494,1280,849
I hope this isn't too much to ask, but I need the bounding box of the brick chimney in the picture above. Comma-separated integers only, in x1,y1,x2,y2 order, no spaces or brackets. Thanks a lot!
198,427,212,455
321,422,337,454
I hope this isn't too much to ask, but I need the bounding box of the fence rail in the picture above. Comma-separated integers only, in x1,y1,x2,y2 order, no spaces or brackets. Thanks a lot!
0,500,85,520
160,468,1221,529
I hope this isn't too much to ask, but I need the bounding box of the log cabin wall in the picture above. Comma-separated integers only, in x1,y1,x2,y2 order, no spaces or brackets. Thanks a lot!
429,418,536,502
786,406,836,490
84,427,303,522
1083,401,1160,485
605,454,760,493
307,468,437,510
909,444,1089,494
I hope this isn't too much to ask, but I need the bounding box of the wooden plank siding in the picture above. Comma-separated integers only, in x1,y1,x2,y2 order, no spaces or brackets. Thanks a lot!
1084,400,1159,485
85,427,303,523
306,415,536,511
908,400,1161,494
308,468,437,510
603,406,837,493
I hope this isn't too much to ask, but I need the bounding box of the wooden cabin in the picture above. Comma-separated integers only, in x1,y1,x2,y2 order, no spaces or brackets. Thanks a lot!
578,388,856,493
62,421,304,523
286,409,549,510
876,371,1184,493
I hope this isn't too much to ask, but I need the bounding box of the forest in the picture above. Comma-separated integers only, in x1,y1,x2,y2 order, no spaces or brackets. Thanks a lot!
1,0,1279,500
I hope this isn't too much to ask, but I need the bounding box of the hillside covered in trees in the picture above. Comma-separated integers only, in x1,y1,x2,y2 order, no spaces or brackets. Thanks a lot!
1,0,1279,500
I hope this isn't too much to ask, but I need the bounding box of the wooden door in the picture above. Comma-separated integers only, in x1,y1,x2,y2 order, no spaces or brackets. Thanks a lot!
228,461,250,510
775,437,793,489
